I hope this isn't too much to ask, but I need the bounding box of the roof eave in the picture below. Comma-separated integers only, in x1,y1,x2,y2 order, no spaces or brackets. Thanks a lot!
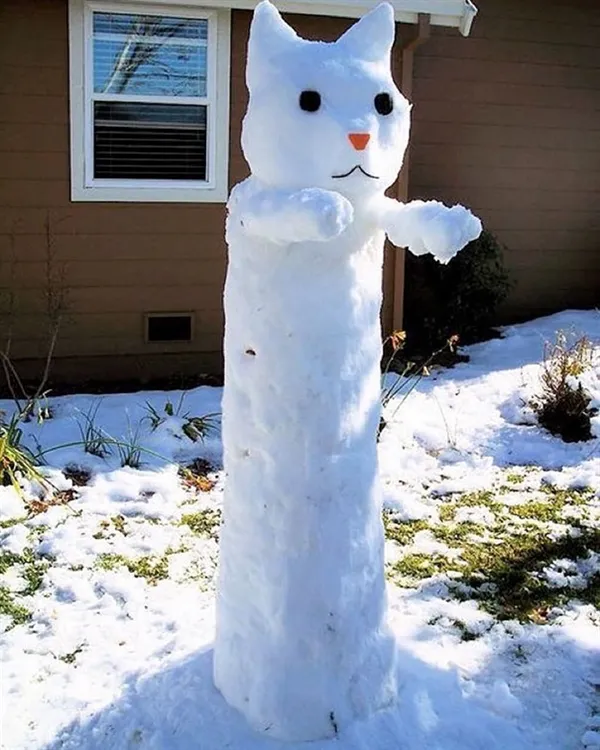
118,0,478,36
252,0,479,35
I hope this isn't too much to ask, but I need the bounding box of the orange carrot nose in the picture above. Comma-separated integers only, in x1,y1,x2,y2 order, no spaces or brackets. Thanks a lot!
348,132,370,151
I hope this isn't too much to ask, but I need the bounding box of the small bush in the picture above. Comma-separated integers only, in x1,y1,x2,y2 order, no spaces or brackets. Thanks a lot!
530,332,597,443
403,229,511,354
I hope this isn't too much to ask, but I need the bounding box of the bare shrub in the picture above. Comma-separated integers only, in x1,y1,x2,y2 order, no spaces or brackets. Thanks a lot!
1,213,70,422
530,332,597,443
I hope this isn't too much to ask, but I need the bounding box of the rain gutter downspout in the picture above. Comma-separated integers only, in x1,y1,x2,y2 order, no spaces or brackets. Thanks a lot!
390,12,431,332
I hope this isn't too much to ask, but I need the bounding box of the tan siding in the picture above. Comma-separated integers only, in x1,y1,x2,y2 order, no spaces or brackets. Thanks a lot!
0,95,69,125
0,0,238,382
10,334,225,359
415,58,600,91
7,0,597,386
11,259,225,289
10,311,221,342
12,352,223,386
5,233,226,263
0,123,69,153
13,286,225,315
412,120,600,152
0,66,68,97
409,0,600,320
473,0,600,26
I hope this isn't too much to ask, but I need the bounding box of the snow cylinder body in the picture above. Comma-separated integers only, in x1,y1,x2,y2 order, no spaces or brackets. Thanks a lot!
214,1,481,741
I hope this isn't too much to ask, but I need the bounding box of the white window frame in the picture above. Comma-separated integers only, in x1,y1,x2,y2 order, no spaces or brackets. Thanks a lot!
68,0,231,202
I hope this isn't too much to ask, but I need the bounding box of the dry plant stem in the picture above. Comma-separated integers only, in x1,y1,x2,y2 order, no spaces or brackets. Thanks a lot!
26,214,67,415
22,326,59,421
382,336,455,418
1,353,28,413
1,228,25,412
2,213,68,421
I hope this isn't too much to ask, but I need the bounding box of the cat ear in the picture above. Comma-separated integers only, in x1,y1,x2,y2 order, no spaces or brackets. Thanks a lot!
338,3,395,63
246,1,300,89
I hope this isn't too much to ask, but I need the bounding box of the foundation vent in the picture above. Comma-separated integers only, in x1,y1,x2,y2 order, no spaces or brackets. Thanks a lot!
145,313,193,343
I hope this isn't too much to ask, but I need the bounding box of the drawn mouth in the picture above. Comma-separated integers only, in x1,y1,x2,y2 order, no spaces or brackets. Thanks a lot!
331,165,378,180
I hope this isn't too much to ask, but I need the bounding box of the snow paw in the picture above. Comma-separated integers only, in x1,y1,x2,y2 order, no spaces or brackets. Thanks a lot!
417,203,482,264
299,188,354,242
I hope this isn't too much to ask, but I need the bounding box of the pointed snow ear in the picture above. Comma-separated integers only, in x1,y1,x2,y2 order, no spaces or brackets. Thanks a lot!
338,3,395,63
246,1,300,90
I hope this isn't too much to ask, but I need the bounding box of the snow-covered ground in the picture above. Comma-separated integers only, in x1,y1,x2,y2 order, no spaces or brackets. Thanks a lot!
1,309,599,750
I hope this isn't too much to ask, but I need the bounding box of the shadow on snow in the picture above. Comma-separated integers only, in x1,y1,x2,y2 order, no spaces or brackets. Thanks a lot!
42,632,597,750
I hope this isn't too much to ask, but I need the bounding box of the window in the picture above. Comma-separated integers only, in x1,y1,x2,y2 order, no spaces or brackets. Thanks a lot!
69,1,231,202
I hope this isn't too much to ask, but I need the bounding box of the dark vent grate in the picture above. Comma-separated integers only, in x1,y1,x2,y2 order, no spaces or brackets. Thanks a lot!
146,314,193,342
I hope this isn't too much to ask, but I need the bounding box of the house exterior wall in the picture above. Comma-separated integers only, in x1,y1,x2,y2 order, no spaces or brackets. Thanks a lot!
408,0,600,321
2,0,598,386
0,2,401,385
0,0,233,384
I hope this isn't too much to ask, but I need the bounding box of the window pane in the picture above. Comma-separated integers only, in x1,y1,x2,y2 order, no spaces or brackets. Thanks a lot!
94,102,207,180
93,13,208,97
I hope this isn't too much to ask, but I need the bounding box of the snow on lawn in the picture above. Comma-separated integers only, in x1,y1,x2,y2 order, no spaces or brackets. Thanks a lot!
1,309,599,750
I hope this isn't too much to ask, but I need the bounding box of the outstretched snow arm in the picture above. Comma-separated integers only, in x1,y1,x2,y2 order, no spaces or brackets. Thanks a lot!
377,196,482,264
228,178,354,245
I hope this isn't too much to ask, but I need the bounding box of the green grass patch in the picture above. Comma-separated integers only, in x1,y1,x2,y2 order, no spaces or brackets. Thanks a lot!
507,485,592,524
384,479,600,624
58,644,85,664
383,515,430,546
540,485,593,505
97,553,169,585
27,524,49,542
0,517,27,529
461,527,600,621
389,553,455,584
180,509,221,539
111,515,127,535
0,550,25,575
509,500,564,523
439,492,502,523
0,586,32,628
432,522,488,545
21,559,48,596
0,548,49,596
93,516,129,540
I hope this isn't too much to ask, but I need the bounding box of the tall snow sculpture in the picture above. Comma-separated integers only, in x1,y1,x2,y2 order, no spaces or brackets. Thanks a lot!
214,1,481,741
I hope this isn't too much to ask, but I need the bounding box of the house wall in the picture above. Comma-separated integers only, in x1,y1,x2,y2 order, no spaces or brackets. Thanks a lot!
4,0,597,387
0,2,402,386
408,0,600,321
0,0,231,383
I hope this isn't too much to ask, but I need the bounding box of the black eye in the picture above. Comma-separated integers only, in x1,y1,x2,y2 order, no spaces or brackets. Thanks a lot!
374,92,394,116
299,90,321,112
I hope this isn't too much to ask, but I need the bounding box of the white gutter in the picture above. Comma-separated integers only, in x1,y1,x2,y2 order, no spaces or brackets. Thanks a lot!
123,0,478,35
458,0,477,36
